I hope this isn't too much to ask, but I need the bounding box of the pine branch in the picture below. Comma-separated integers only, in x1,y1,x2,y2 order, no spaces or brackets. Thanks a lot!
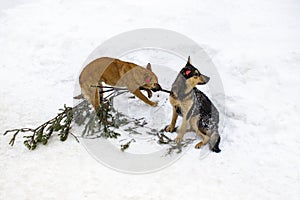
3,105,74,150
120,139,136,151
157,131,172,144
2,86,128,150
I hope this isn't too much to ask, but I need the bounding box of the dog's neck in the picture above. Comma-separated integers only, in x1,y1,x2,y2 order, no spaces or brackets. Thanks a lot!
171,75,194,100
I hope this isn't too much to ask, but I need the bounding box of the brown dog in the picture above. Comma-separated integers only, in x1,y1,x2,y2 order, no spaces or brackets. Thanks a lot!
79,57,161,110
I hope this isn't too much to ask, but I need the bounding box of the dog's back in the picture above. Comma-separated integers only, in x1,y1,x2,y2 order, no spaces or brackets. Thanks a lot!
191,88,221,152
190,88,219,133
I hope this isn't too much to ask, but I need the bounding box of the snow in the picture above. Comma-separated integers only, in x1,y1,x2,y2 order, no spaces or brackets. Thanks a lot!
0,0,300,199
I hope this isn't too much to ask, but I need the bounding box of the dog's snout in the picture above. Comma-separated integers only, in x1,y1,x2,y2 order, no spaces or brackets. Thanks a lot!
197,74,210,85
203,75,210,83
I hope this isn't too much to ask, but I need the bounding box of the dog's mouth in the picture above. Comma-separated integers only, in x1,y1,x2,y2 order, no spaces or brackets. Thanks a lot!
197,81,208,85
150,83,162,92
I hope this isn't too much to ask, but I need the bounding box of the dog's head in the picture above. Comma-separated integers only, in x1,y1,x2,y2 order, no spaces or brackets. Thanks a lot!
180,56,210,87
141,63,162,92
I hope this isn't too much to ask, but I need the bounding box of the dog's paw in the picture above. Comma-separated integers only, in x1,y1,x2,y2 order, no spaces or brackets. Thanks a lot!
195,141,204,149
149,101,158,107
174,136,183,144
165,125,174,132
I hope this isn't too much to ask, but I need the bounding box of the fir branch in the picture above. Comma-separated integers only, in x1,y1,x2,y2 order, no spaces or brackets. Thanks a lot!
120,139,136,151
157,131,172,144
2,85,129,150
3,105,74,150
164,138,196,156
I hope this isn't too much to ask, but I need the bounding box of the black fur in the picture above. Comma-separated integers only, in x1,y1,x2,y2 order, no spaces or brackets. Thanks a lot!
180,63,200,79
191,88,221,153
211,135,221,153
192,89,219,134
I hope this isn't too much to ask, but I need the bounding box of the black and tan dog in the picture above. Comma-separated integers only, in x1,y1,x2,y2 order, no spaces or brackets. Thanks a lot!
165,57,221,153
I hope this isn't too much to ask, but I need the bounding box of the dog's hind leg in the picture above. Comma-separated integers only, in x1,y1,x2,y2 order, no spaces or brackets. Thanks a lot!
92,81,104,111
190,117,209,149
98,81,104,103
93,87,100,111
81,83,100,111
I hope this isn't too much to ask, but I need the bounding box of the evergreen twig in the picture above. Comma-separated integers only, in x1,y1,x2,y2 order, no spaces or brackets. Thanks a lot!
3,105,73,150
2,86,128,150
120,139,136,151
164,138,196,155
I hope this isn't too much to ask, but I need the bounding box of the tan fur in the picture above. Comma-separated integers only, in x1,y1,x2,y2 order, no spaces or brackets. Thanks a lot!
79,57,160,110
190,116,209,148
166,88,194,143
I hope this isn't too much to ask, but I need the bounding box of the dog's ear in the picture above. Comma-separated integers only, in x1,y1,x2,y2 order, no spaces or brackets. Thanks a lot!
146,63,152,71
187,56,191,64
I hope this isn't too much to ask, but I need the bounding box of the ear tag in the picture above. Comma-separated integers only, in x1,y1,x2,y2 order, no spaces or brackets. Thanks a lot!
185,70,191,76
145,78,151,83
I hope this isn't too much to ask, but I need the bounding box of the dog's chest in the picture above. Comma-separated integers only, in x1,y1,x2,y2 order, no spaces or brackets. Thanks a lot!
170,95,193,117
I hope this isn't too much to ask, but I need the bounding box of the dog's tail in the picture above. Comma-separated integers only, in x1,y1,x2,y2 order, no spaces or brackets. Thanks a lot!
209,132,221,153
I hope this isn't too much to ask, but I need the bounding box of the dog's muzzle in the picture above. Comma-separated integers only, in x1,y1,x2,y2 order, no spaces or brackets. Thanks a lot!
151,83,162,92
198,74,210,85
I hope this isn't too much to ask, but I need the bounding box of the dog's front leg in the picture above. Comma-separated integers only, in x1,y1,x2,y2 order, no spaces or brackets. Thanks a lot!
139,87,153,98
175,117,188,143
165,106,178,132
132,89,158,107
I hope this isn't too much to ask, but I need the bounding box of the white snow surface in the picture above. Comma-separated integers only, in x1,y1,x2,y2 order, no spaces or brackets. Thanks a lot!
0,0,299,199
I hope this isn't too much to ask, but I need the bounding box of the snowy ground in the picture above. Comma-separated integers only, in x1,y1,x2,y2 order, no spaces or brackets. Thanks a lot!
0,0,299,199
